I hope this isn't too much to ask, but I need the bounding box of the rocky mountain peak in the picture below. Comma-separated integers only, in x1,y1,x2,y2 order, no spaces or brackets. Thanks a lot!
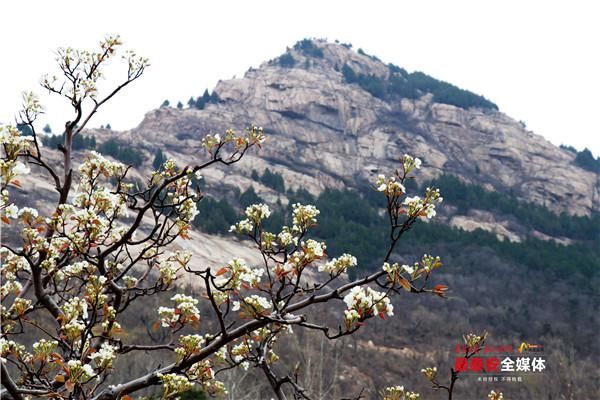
131,39,598,216
275,39,390,79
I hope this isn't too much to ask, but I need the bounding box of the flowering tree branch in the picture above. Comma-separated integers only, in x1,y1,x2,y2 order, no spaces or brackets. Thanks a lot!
1,36,453,400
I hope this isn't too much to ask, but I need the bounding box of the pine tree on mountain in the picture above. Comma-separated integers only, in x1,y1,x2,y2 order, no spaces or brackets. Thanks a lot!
202,89,211,104
153,148,166,169
187,97,196,108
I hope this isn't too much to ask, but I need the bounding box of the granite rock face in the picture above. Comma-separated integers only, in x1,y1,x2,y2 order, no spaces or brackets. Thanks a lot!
131,40,597,216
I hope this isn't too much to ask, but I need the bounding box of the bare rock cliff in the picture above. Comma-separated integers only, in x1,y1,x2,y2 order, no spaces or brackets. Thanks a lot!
131,40,598,216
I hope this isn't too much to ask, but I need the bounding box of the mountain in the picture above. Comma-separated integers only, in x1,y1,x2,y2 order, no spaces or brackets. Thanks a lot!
129,38,598,219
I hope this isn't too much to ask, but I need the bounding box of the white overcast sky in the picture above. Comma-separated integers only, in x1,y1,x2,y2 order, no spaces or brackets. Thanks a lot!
1,1,599,155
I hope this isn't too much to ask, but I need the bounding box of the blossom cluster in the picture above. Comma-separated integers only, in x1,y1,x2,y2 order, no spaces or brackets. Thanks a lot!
86,275,109,304
343,287,393,327
381,386,421,400
245,203,271,223
0,248,30,300
158,373,194,398
201,126,265,155
0,124,34,192
60,297,89,342
73,186,128,220
212,257,265,306
464,331,488,349
376,174,405,197
0,338,31,362
382,262,415,282
228,201,318,248
67,360,95,384
89,342,118,369
318,253,357,274
488,390,504,400
10,297,32,316
420,366,437,381
233,294,272,316
42,36,148,102
229,203,271,234
175,334,206,360
158,294,200,328
373,155,443,222
291,203,320,230
280,239,327,274
187,361,228,396
31,339,58,362
394,254,443,282
403,191,442,219
79,151,126,183
229,203,325,275
60,261,96,280
21,91,45,117
35,151,132,252
230,339,254,369
150,159,200,235
157,251,193,287
101,305,120,334
401,154,422,173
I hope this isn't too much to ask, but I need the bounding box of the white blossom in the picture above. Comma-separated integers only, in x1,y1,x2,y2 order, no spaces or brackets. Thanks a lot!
277,228,297,246
245,203,271,223
319,253,357,274
158,373,194,397
229,218,253,234
66,360,95,383
240,294,272,314
4,204,18,218
343,286,393,325
488,390,504,400
402,154,422,172
17,207,38,219
292,203,320,228
375,174,405,196
158,307,178,327
12,162,30,175
89,343,118,369
32,339,58,358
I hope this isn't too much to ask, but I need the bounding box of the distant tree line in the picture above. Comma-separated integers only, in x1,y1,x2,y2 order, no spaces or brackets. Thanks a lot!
293,39,324,58
193,196,237,235
274,39,325,69
42,132,97,150
573,148,600,173
560,145,599,172
277,53,296,68
160,89,220,112
341,63,499,111
424,174,600,240
190,176,598,284
98,138,145,167
187,89,220,110
251,168,285,192
294,186,598,282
